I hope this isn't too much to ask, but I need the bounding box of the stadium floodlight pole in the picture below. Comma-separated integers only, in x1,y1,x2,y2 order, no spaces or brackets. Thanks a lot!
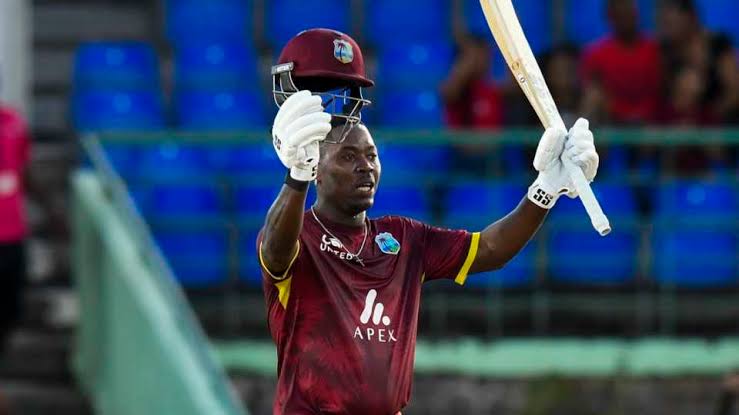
479,0,611,236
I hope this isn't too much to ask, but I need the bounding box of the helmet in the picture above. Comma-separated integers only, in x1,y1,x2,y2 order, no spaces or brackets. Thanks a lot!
272,28,374,143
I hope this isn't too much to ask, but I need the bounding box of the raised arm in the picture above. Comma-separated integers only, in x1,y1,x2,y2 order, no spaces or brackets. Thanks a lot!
260,91,331,276
469,118,599,273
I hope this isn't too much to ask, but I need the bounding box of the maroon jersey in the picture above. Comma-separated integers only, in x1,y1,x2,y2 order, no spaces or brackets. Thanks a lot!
257,211,479,415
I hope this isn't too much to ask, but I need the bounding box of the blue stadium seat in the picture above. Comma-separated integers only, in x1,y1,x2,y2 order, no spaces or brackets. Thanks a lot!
442,180,534,287
175,42,258,90
547,184,639,285
465,0,552,52
238,226,262,285
653,231,737,287
370,186,430,220
378,89,444,128
175,90,267,130
154,228,229,286
564,0,656,46
378,143,451,179
141,184,223,219
443,181,526,226
695,0,739,46
655,180,736,221
205,144,283,178
234,184,281,217
601,146,630,177
74,41,159,90
268,0,350,47
102,143,140,179
166,0,252,44
72,91,165,132
652,180,737,287
463,0,490,38
366,0,450,46
467,241,536,288
377,42,454,88
137,143,210,181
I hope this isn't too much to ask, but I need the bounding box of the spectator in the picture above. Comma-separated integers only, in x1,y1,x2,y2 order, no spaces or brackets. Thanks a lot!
657,65,716,126
657,65,729,174
659,0,739,123
441,35,504,129
541,44,581,127
580,0,663,124
440,35,505,176
716,371,739,415
0,96,31,356
714,48,739,124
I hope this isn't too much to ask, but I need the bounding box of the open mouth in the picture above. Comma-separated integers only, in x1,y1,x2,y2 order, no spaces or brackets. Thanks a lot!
355,181,375,193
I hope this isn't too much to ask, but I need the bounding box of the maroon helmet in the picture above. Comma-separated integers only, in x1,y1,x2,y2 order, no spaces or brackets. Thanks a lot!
272,28,374,143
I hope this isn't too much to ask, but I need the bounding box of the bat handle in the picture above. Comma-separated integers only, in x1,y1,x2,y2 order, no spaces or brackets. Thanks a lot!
563,159,611,236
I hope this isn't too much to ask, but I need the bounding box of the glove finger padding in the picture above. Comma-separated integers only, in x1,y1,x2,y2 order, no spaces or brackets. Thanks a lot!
289,118,332,149
290,141,320,181
297,141,320,166
273,90,309,130
533,127,567,172
569,118,590,136
569,148,599,181
285,112,332,147
565,118,599,182
274,91,323,132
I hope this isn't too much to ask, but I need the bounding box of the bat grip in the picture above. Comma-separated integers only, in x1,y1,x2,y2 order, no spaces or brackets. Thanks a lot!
563,159,611,236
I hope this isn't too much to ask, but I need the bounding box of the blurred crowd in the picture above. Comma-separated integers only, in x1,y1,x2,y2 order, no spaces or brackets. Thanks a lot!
442,0,738,176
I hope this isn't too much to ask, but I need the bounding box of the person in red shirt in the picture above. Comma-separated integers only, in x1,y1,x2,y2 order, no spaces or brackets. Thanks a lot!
659,0,739,124
441,35,504,129
259,29,601,414
440,35,506,176
580,0,663,124
0,100,31,355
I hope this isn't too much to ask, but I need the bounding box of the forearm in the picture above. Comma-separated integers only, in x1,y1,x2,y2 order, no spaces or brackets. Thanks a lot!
260,183,308,274
469,197,547,273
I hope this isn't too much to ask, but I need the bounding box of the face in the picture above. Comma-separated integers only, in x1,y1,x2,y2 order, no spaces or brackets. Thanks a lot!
608,1,639,39
673,66,705,104
547,52,578,94
316,124,381,216
462,39,492,79
659,5,692,42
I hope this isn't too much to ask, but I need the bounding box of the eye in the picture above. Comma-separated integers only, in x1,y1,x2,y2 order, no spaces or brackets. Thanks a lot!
342,152,355,161
367,154,377,162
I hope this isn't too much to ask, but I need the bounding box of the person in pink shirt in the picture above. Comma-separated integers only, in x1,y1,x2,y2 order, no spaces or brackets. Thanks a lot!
0,99,31,355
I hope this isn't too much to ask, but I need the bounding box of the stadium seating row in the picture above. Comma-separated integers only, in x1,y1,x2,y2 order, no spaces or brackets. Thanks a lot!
122,168,736,289
71,40,455,130
164,0,738,49
72,0,739,132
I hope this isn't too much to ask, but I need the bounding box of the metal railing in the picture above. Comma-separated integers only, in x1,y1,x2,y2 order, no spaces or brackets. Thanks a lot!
91,128,739,338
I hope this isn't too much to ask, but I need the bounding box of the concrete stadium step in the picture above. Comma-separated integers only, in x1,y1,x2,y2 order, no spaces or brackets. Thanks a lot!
0,329,73,382
0,381,92,415
33,3,157,46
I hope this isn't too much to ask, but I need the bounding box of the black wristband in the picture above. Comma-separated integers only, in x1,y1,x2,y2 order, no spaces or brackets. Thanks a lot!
284,171,309,192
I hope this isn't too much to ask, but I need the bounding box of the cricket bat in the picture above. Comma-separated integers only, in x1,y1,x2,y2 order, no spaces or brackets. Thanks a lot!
479,0,611,236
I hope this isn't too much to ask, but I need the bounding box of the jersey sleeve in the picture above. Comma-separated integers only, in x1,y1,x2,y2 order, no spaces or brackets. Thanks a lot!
256,229,301,282
418,221,480,285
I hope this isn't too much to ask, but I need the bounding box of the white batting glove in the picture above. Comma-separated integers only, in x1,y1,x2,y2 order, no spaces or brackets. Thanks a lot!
272,90,332,181
528,118,599,209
